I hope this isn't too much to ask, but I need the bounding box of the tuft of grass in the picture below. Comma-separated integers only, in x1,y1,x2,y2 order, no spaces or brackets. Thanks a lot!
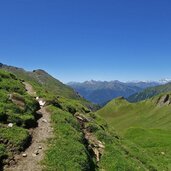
0,124,30,150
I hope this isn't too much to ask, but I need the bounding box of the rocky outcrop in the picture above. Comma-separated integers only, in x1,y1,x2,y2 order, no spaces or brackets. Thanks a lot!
157,94,171,107
75,113,105,163
84,131,105,162
75,113,91,123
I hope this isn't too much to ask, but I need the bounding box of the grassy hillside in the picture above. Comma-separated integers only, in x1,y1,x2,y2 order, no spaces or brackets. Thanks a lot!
0,69,39,167
43,105,159,171
128,82,171,102
43,106,92,171
97,95,171,133
97,94,171,170
0,66,166,170
0,64,79,99
0,63,96,110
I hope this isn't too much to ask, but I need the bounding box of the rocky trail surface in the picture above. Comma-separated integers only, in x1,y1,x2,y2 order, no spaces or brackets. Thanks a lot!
4,82,53,171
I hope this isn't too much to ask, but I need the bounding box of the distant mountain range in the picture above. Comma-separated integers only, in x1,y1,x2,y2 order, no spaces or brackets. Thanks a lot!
68,79,171,105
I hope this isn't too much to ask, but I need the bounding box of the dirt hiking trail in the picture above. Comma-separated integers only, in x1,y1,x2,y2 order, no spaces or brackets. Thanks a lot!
5,82,53,171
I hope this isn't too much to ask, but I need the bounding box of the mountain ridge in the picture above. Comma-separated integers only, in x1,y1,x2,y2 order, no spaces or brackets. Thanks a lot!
1,62,171,170
68,80,162,105
128,82,171,102
0,65,159,170
97,91,171,170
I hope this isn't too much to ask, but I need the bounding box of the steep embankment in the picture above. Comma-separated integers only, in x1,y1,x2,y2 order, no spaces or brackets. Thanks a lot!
97,94,171,170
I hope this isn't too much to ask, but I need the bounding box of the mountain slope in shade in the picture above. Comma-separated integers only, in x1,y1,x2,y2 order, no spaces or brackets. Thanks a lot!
68,80,160,105
128,82,171,102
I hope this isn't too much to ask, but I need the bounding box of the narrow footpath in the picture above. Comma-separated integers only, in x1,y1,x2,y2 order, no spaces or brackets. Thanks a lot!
5,82,53,171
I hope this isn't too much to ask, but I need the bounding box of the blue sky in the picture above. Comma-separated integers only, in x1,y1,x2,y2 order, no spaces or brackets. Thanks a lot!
0,0,171,83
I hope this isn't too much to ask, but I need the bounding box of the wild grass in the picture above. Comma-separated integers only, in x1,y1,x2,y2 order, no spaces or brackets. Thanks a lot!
43,106,93,171
0,69,39,165
0,124,30,150
97,95,171,170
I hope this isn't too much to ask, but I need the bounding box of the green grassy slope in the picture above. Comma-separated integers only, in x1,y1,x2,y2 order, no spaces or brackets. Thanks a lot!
43,106,92,171
0,63,78,99
0,64,96,109
0,69,39,165
43,105,158,171
98,95,171,133
0,66,164,170
97,95,171,170
128,82,171,102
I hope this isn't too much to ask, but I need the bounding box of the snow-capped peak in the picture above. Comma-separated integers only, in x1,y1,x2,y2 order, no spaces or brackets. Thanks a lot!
158,78,171,84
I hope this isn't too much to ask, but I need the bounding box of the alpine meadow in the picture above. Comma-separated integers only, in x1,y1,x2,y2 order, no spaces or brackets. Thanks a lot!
1,0,171,171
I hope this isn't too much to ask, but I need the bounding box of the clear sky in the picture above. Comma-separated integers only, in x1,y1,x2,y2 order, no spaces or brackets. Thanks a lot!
0,0,171,83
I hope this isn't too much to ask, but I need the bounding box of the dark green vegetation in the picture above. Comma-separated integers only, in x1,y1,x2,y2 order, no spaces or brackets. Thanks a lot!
128,82,171,102
0,144,6,168
97,94,171,170
68,80,159,105
0,69,38,166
